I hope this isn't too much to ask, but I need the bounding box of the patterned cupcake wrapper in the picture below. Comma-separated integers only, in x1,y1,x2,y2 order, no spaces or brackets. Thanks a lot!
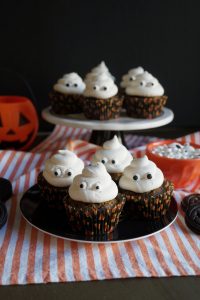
124,95,167,119
37,172,68,211
63,194,126,236
82,96,123,120
49,90,83,114
120,180,174,219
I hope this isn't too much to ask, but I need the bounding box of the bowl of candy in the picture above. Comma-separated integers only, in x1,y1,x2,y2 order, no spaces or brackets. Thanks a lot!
146,140,200,189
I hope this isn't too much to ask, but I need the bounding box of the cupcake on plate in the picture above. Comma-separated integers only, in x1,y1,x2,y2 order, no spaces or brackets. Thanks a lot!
49,72,85,115
124,71,167,119
119,155,174,219
91,135,133,183
120,66,144,89
83,73,122,120
63,162,125,236
85,61,114,83
38,150,84,210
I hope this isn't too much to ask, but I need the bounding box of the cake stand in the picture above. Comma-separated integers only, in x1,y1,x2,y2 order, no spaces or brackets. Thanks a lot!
42,107,174,146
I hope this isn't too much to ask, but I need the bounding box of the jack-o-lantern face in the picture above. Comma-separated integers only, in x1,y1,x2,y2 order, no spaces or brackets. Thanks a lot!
0,96,39,150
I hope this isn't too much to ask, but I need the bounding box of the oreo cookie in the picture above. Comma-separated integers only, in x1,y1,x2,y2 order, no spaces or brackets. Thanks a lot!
0,202,8,229
185,204,200,234
0,178,12,203
181,194,200,212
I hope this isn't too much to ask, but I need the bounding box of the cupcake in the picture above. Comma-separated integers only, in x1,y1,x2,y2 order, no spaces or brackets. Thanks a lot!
63,162,125,236
38,150,84,210
85,61,114,83
124,71,167,119
120,66,144,89
119,155,174,219
91,135,133,183
49,72,85,114
83,73,122,120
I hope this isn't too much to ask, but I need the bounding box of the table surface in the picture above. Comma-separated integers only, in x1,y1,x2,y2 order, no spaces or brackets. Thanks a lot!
1,126,200,300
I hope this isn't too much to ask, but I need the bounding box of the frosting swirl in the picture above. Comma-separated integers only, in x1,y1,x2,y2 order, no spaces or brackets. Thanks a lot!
119,155,164,193
69,162,118,203
84,73,118,99
125,71,164,97
53,73,85,95
85,61,114,83
92,135,133,173
120,66,144,88
43,150,84,187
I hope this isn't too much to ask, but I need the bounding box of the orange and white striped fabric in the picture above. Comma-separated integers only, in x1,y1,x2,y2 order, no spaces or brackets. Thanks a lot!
0,126,199,285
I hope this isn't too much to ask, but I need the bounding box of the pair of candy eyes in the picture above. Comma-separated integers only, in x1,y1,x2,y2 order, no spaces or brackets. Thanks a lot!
133,173,152,181
54,169,72,177
101,159,116,164
129,78,155,87
93,86,108,91
65,83,78,87
79,182,101,190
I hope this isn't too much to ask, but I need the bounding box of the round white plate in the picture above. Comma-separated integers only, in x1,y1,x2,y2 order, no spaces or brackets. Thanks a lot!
42,107,174,131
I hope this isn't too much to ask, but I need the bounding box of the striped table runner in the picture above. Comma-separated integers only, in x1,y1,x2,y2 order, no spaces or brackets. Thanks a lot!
0,125,199,285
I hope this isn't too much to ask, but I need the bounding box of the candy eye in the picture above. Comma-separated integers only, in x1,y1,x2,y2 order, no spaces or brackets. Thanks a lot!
93,85,97,90
54,168,62,177
133,174,140,181
101,157,108,164
93,182,101,191
146,173,152,179
129,76,136,81
150,82,154,86
66,169,72,177
111,159,116,164
74,83,78,87
140,81,144,86
80,182,87,189
102,86,107,91
66,83,70,87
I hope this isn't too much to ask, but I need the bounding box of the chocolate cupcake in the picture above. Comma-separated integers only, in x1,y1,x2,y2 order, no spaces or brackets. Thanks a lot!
119,155,174,219
83,69,122,120
38,150,84,210
91,135,133,184
63,162,125,236
49,72,85,115
124,71,167,119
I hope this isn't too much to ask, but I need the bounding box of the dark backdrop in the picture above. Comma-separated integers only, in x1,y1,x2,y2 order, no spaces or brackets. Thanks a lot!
0,0,200,131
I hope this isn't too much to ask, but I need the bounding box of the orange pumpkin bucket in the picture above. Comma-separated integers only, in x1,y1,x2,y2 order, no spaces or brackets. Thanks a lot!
0,96,39,150
146,140,200,189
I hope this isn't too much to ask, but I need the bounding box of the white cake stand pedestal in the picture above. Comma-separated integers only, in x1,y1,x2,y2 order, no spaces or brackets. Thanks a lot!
42,107,174,147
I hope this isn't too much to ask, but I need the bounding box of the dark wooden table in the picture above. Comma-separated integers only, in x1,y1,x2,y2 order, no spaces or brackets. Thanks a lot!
0,126,200,300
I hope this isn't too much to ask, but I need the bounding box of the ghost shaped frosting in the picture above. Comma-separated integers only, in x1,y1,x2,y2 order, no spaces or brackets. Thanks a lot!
84,73,118,99
43,150,84,187
85,61,114,83
125,71,164,97
92,135,133,173
69,162,118,203
53,72,85,95
119,155,164,193
120,66,144,88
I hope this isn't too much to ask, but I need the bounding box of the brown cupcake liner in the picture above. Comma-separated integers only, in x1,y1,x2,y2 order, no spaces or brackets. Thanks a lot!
124,95,167,119
119,180,174,219
82,96,123,120
63,194,126,236
49,90,83,114
37,172,68,211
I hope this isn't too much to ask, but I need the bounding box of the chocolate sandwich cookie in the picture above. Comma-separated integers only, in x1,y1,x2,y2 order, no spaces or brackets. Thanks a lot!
0,178,13,203
0,201,8,229
185,204,200,234
181,194,200,212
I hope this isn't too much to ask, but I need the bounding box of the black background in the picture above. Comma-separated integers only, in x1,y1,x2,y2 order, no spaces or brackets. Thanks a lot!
0,0,200,130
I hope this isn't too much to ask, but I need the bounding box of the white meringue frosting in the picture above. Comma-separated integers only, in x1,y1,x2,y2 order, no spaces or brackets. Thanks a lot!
120,66,144,88
119,155,164,193
53,72,85,95
92,136,133,173
125,71,164,97
43,150,84,187
85,61,114,83
69,162,118,203
84,73,118,99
